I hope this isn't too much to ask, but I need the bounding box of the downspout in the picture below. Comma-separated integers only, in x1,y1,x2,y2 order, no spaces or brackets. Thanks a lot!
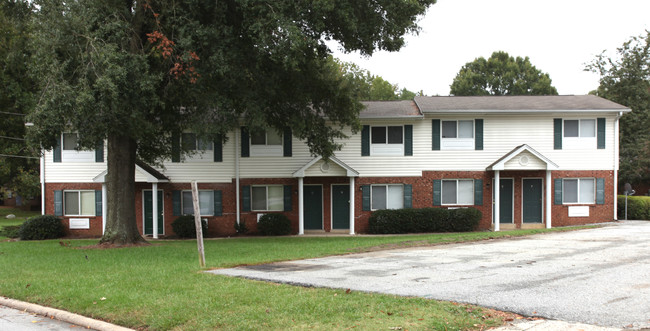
613,111,623,221
40,153,45,215
235,128,240,225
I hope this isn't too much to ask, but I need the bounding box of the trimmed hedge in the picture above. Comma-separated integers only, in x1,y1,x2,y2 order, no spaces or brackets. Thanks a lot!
18,215,65,240
257,213,292,236
617,195,650,220
171,215,208,238
0,225,21,238
368,207,481,234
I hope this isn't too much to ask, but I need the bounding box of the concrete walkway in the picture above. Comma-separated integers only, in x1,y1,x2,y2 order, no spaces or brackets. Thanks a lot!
210,221,650,330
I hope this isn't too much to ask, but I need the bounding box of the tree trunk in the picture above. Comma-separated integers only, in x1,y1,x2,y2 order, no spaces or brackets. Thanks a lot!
99,134,147,245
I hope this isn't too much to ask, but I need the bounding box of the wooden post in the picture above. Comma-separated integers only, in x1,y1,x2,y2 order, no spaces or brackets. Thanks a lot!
191,181,206,268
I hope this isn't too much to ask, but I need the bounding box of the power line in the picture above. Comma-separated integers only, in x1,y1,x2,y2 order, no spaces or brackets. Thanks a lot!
0,135,25,141
0,111,26,116
0,153,39,159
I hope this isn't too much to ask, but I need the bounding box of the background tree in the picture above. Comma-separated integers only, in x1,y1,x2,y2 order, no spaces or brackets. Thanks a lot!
587,31,650,187
450,51,558,96
336,60,420,101
27,0,436,245
0,0,39,201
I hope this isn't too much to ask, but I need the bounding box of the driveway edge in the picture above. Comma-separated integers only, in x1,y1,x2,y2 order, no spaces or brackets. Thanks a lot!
0,296,133,331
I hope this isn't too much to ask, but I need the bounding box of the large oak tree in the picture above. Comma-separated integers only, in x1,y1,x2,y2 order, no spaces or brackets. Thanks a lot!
27,0,436,245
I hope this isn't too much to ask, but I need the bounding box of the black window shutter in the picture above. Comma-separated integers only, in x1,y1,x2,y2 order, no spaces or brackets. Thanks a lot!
242,185,251,211
597,118,606,149
95,190,102,216
241,127,250,157
475,119,483,150
214,190,222,216
432,119,440,150
172,190,181,216
361,185,370,211
54,190,63,216
404,125,413,156
53,137,62,163
554,119,562,150
283,185,292,211
361,125,370,156
554,178,563,205
214,134,223,162
283,128,292,157
474,179,483,205
95,141,104,162
596,178,605,204
433,179,442,206
403,184,412,208
171,133,180,163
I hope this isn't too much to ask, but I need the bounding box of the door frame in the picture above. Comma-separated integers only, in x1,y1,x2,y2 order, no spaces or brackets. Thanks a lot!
521,177,544,224
142,189,164,235
331,184,350,230
303,184,324,230
492,177,514,224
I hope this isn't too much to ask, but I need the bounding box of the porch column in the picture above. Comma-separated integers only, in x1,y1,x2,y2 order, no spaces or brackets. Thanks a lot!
298,177,304,235
152,182,159,239
546,170,552,229
494,170,500,232
102,183,107,235
349,176,355,235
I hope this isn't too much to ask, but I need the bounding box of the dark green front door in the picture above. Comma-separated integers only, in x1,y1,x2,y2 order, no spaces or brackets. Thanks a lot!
494,179,513,223
522,179,543,223
332,185,350,229
144,190,164,235
304,185,323,230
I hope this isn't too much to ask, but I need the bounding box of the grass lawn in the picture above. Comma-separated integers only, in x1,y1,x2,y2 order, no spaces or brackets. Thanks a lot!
0,207,39,227
0,226,590,330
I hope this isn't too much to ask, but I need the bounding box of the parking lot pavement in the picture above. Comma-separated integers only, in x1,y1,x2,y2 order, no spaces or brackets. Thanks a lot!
210,221,650,329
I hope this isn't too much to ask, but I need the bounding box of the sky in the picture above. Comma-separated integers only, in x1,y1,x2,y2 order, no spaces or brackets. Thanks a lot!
330,0,650,96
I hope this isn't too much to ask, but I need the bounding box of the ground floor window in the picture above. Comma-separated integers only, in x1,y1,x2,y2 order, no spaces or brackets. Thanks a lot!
371,184,404,210
182,191,215,215
563,178,595,204
251,185,283,211
442,179,474,205
64,190,95,216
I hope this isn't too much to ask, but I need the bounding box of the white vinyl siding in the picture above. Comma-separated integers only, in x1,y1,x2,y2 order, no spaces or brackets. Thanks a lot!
563,178,595,204
442,179,474,205
441,120,474,150
250,129,283,156
371,184,404,210
64,190,95,216
563,119,596,149
251,185,283,211
370,126,404,156
181,191,214,215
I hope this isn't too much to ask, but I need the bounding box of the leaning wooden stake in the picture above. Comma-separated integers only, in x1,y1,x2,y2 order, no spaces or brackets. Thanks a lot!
191,181,206,268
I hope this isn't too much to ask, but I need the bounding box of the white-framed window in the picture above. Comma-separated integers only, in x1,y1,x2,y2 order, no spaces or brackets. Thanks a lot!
370,126,404,156
442,179,474,205
181,191,214,215
61,133,95,162
64,190,95,216
563,119,596,149
251,185,283,211
250,129,283,156
62,133,79,150
371,184,404,210
563,178,595,204
441,120,474,150
182,133,212,151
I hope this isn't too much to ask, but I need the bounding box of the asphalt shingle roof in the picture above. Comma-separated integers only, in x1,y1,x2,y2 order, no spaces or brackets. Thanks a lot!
413,95,630,112
360,100,422,118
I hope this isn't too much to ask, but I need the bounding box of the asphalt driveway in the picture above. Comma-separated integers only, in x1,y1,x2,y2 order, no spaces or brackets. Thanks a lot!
210,221,650,329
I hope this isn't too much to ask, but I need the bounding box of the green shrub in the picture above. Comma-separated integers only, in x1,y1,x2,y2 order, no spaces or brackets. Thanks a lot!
257,213,292,236
171,215,208,238
368,207,481,234
0,225,21,238
18,215,64,240
617,195,650,220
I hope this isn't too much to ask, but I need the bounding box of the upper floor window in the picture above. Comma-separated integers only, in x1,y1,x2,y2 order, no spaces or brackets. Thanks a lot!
182,133,212,151
563,178,595,204
62,133,79,150
181,190,215,215
442,179,474,205
555,118,603,150
250,129,283,156
251,185,284,211
64,190,96,216
371,184,404,210
370,126,404,156
441,120,474,150
58,133,97,162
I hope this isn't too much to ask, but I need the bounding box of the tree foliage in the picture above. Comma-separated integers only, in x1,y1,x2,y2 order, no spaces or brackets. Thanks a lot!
0,0,39,199
336,59,420,101
27,0,436,244
450,51,558,96
587,31,650,185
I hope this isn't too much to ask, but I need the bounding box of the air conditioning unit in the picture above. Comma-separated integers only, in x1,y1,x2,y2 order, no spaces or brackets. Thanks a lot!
256,213,265,222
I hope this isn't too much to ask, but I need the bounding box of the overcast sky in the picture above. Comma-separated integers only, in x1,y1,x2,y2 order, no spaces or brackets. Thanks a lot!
330,0,650,96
